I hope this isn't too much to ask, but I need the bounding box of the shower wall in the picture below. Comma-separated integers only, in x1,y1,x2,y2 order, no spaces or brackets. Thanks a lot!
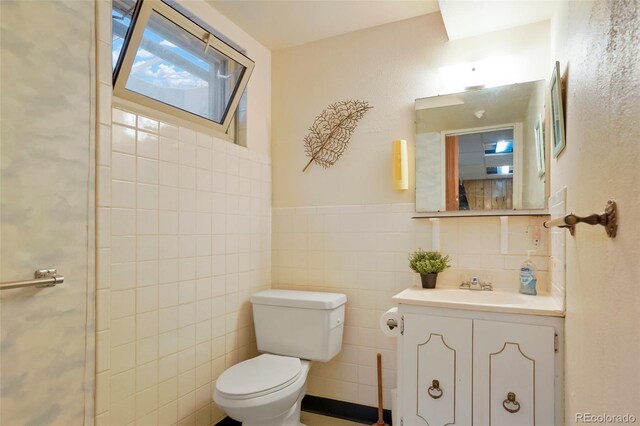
0,1,96,424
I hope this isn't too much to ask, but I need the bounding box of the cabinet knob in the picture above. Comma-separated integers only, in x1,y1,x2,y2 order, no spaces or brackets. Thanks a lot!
427,379,443,399
502,392,521,413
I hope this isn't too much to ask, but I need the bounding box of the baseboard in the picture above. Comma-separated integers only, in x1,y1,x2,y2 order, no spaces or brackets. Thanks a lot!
214,395,393,426
214,416,241,426
302,395,393,425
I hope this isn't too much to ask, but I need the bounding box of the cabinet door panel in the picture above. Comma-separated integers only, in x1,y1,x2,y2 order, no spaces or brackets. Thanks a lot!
402,314,472,426
473,320,555,426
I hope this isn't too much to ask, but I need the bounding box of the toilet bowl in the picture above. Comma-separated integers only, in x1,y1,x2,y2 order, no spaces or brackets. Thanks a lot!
214,354,311,426
213,290,347,426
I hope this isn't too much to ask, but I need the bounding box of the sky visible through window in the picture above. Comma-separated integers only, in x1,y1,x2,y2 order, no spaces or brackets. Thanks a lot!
130,30,208,90
113,11,210,90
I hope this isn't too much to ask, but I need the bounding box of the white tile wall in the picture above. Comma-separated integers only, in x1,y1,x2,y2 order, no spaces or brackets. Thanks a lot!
549,187,567,304
95,3,114,423
272,204,549,408
96,106,271,426
93,3,554,418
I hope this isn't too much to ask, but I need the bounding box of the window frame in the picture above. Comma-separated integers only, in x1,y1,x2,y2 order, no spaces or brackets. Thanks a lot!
113,0,255,134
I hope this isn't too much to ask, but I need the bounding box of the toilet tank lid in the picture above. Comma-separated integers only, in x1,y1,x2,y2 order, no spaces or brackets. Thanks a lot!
251,290,347,309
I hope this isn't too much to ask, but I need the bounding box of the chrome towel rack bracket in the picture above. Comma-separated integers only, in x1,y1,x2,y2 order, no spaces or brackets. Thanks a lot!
0,269,64,291
543,200,618,238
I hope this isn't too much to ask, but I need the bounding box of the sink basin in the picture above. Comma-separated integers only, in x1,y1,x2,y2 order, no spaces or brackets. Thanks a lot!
393,287,564,317
428,289,527,305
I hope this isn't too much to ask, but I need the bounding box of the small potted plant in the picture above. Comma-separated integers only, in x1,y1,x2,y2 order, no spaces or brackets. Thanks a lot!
408,249,451,289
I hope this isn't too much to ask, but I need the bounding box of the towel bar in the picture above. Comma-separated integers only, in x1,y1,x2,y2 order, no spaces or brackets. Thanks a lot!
543,200,617,237
0,269,64,290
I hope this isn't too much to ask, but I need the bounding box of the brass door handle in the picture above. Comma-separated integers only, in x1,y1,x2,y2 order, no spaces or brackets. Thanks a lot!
503,392,521,413
427,379,443,399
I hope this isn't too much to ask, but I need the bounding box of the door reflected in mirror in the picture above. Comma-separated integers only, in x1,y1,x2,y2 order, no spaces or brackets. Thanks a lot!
415,80,548,214
446,127,514,211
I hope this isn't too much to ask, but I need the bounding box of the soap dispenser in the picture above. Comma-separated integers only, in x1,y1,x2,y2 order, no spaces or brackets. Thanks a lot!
519,250,538,295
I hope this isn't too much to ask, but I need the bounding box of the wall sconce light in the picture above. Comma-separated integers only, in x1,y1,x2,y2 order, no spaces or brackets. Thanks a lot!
392,139,408,190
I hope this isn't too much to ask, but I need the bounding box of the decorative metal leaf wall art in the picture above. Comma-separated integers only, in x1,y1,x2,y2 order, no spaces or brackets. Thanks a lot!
302,99,373,172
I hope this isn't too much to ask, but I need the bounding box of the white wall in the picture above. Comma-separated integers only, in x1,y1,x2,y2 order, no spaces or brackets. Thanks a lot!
272,14,550,207
522,80,546,209
0,1,95,424
94,0,273,424
272,13,552,409
273,206,549,407
549,1,640,423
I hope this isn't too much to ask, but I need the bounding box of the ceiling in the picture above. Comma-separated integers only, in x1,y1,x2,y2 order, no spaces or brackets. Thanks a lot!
208,0,440,50
207,0,557,51
438,0,558,40
415,80,543,133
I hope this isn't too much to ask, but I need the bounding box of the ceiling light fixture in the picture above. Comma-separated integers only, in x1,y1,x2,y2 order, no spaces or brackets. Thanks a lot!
498,165,511,175
495,140,510,153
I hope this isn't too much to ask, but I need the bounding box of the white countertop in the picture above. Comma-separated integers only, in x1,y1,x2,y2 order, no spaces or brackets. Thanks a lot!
392,287,565,317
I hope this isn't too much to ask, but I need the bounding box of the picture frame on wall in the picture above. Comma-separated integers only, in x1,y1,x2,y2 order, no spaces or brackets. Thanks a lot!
535,113,545,177
550,61,566,158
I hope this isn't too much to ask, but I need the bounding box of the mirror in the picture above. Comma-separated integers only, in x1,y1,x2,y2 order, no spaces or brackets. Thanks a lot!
415,80,547,213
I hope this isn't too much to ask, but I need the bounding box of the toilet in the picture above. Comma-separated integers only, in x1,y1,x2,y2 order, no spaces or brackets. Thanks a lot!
213,289,347,426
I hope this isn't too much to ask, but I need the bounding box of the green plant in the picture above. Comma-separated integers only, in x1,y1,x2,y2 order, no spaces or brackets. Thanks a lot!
408,249,451,274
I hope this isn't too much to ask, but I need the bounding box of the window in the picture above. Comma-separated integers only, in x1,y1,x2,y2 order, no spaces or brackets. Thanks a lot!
112,0,137,71
112,0,254,135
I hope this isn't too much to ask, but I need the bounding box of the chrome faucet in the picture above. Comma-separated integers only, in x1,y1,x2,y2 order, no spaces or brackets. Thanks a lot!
460,276,493,291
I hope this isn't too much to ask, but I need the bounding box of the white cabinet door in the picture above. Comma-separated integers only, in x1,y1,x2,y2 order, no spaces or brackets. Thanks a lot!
473,320,555,426
402,314,472,426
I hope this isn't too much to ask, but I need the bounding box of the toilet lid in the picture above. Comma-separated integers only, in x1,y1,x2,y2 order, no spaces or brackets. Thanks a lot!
216,354,302,399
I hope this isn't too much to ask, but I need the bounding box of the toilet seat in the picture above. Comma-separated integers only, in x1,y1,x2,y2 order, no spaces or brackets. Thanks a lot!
216,354,302,400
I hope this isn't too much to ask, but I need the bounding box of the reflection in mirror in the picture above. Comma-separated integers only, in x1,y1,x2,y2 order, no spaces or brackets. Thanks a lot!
450,128,514,210
415,80,547,213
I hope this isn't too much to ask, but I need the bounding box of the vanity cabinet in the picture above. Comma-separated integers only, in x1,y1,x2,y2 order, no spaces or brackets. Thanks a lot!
401,314,473,425
473,320,555,426
397,305,563,426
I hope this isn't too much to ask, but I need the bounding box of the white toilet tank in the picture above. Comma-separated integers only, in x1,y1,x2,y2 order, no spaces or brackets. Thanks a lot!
251,290,347,362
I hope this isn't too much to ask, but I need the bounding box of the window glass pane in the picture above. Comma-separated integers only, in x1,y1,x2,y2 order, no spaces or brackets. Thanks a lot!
163,0,242,53
112,0,138,70
124,10,246,124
